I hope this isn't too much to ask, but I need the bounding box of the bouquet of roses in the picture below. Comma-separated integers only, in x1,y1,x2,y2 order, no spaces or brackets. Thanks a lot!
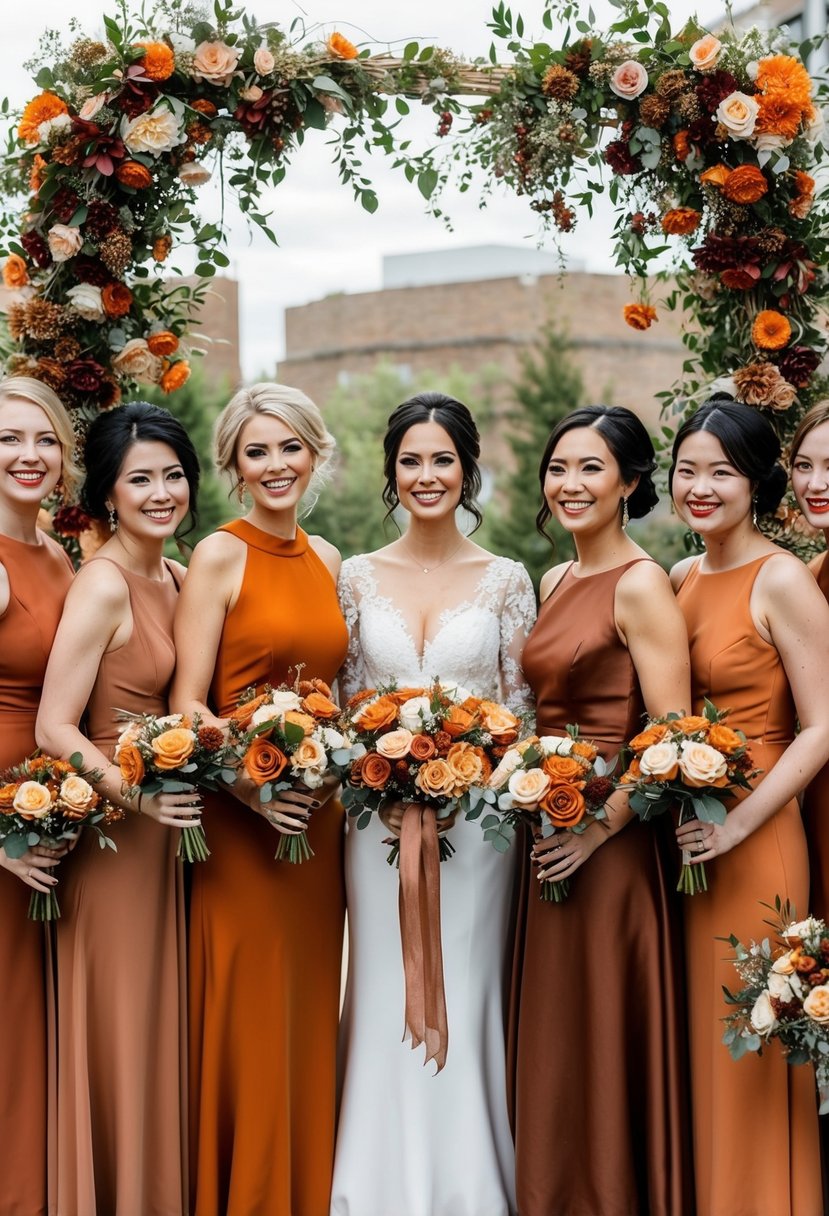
722,899,829,1114
341,682,522,865
229,678,357,863
116,711,235,862
620,699,759,894
486,727,616,902
0,751,122,919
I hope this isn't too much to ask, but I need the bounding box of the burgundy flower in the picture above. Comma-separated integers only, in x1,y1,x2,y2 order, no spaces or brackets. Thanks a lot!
66,359,106,394
52,504,94,537
114,65,160,119
50,185,81,224
687,115,719,150
84,199,119,240
692,233,763,273
696,70,740,114
778,346,821,387
21,230,51,268
604,139,642,175
73,256,112,287
583,776,615,808
234,91,275,137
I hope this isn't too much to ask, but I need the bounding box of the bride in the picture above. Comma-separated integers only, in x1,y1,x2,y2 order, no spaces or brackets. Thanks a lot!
331,391,535,1216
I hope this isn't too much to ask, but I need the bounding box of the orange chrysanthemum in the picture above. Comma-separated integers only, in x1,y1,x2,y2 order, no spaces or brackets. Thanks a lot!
756,95,806,141
700,163,730,188
661,207,700,236
116,160,153,189
623,303,658,331
327,32,358,59
160,360,191,393
2,254,29,289
751,310,792,351
147,330,179,356
18,91,69,143
133,40,175,81
101,282,133,318
721,164,768,205
756,55,813,111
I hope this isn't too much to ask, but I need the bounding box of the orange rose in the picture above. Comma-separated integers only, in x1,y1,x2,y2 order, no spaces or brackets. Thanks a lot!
152,234,172,261
301,691,340,720
542,754,587,787
414,758,456,799
707,724,743,755
231,692,270,727
347,687,377,711
445,741,486,790
146,330,179,356
116,160,153,189
361,752,392,790
355,695,399,733
620,758,642,784
160,361,191,393
623,303,657,330
630,723,669,752
284,710,315,737
722,164,768,205
752,310,792,352
700,163,730,188
151,727,196,770
571,740,598,762
661,207,701,236
460,695,483,715
244,737,288,786
673,715,710,735
0,783,18,811
409,734,436,761
540,783,586,828
479,700,520,744
30,153,48,193
101,283,133,318
672,130,691,161
327,32,359,59
3,254,29,289
118,743,145,788
390,687,428,704
191,99,218,117
442,705,476,738
134,40,175,81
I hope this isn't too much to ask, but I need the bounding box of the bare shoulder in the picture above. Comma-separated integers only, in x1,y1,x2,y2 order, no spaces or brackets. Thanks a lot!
539,561,571,603
616,558,673,602
187,529,246,577
669,554,699,592
308,533,341,580
756,549,819,600
0,559,9,618
167,557,189,582
70,557,131,610
808,551,827,577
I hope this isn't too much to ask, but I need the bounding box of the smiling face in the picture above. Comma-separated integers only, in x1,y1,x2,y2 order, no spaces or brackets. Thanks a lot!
107,440,190,541
0,395,63,508
395,420,464,521
791,420,829,529
543,425,633,535
235,413,314,516
671,428,753,536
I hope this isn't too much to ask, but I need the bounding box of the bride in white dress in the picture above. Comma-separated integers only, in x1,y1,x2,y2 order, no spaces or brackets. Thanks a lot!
331,392,535,1216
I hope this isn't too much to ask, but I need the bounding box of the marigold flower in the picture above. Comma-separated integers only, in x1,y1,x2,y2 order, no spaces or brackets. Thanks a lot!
160,360,191,393
2,254,29,289
133,40,175,81
327,32,358,59
722,164,768,205
756,95,805,141
146,330,179,356
101,282,134,318
756,55,813,111
623,303,657,330
661,207,701,236
752,309,792,351
18,92,69,143
115,160,153,189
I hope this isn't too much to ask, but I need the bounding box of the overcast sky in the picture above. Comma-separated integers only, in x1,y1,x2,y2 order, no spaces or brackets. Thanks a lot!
3,0,727,376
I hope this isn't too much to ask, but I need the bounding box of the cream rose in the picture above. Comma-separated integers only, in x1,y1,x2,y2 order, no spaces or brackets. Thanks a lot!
688,34,722,71
439,681,472,704
538,735,574,757
250,705,278,730
507,767,552,808
59,774,97,814
123,106,185,156
639,740,680,780
804,985,829,1023
489,748,523,790
239,85,264,102
750,990,778,1035
112,338,163,383
772,951,797,975
753,131,789,155
155,714,185,729
13,781,53,819
609,59,648,101
192,40,240,86
79,93,109,120
398,696,433,734
318,726,346,751
114,721,142,758
66,283,105,321
268,689,303,714
716,91,760,140
291,737,327,770
767,969,803,1003
253,46,275,74
178,161,212,187
376,728,414,760
804,106,825,147
678,740,727,787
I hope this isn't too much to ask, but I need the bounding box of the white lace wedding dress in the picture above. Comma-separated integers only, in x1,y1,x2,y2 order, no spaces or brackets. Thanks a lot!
331,553,536,1216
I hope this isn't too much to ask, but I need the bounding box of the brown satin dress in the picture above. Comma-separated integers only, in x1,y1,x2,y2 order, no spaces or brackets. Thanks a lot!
803,550,829,919
514,560,692,1216
53,559,187,1216
188,520,347,1216
678,555,821,1216
0,531,72,1216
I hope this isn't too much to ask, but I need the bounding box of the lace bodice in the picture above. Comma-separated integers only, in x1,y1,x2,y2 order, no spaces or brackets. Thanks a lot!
337,553,537,714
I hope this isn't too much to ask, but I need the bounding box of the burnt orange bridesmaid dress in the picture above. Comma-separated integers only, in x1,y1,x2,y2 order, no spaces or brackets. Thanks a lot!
53,558,186,1216
0,532,72,1216
188,520,347,1216
514,560,692,1216
803,551,829,918
678,554,821,1216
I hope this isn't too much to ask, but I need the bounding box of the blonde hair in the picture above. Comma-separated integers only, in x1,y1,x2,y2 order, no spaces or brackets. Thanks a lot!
790,400,829,463
214,382,335,508
0,376,82,497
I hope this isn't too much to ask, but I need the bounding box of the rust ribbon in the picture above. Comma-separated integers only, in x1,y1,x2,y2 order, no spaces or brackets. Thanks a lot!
398,802,449,1072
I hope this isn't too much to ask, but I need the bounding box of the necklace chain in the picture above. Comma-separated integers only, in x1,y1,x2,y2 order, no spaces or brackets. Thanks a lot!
401,536,466,574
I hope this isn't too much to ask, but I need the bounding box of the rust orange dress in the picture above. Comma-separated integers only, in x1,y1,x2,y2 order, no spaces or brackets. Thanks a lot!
514,560,692,1216
678,554,821,1216
0,531,72,1216
188,520,347,1216
803,550,829,918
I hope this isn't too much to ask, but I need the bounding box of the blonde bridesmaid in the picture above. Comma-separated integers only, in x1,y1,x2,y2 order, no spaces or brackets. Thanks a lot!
37,402,202,1216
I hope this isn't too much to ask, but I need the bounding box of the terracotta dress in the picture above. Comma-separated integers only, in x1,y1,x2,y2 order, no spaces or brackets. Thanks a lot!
0,532,72,1216
53,558,186,1216
188,520,347,1216
514,560,692,1216
678,555,821,1216
803,550,829,918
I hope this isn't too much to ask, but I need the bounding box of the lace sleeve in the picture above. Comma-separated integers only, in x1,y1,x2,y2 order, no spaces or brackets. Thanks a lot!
498,561,537,718
336,559,367,703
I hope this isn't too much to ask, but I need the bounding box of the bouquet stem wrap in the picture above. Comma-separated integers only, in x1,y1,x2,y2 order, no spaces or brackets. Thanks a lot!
398,803,449,1072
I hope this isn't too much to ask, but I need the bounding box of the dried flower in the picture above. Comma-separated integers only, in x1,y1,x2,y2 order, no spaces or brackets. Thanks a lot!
197,726,225,753
655,69,689,101
733,361,796,410
24,298,65,339
54,337,81,363
99,231,133,277
152,234,173,262
638,94,670,128
778,346,820,388
541,65,580,101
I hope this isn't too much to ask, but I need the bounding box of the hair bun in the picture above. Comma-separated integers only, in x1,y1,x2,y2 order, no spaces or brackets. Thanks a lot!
755,461,787,517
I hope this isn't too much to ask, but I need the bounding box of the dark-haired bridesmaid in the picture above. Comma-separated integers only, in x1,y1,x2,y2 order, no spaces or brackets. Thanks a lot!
513,405,693,1216
0,377,77,1216
37,402,202,1216
671,397,829,1216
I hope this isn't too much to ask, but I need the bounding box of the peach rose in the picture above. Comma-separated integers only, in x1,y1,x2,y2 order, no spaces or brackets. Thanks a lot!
508,767,552,808
488,748,524,790
409,734,436,761
13,781,53,819
283,710,316,737
678,740,728,787
59,774,97,816
361,752,392,790
2,254,29,288
803,985,829,1023
639,740,680,781
479,700,520,744
66,283,105,321
689,34,722,71
151,727,196,770
178,161,212,187
716,91,760,140
772,950,797,975
630,723,669,752
707,724,743,755
445,741,485,789
301,691,340,720
123,107,185,156
291,736,326,770
540,783,586,828
118,743,145,788
192,40,240,86
673,715,710,735
112,338,163,384
253,46,275,74
244,737,288,786
79,93,109,121
609,59,648,100
542,754,587,787
376,729,414,760
356,695,399,733
415,758,456,799
241,84,264,102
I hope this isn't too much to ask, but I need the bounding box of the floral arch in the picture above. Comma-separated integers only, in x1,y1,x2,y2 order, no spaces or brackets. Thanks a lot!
0,0,827,549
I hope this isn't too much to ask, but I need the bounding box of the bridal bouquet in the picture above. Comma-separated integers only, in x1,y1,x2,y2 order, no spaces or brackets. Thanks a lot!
486,728,616,902
229,679,356,863
116,711,235,862
620,700,759,894
723,899,829,1114
0,751,122,919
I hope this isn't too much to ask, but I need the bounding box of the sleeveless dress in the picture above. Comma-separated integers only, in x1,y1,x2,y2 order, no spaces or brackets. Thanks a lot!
188,519,347,1216
677,554,821,1216
0,531,72,1216
803,551,829,918
514,560,692,1216
331,553,536,1216
53,558,187,1216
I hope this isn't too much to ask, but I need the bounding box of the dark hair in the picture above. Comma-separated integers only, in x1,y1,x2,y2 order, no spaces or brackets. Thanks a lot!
536,405,659,539
382,391,483,532
668,395,787,517
81,400,201,536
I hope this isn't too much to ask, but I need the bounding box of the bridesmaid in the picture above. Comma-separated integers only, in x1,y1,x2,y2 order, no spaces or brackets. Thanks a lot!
789,400,829,917
513,405,694,1216
36,401,202,1216
171,382,346,1216
0,376,77,1216
671,397,829,1216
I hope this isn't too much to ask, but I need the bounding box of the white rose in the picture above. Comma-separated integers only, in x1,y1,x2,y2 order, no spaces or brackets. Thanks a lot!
716,91,760,140
772,951,797,975
111,338,163,383
749,990,778,1035
508,767,552,807
37,112,72,143
48,224,83,262
439,681,472,704
178,162,212,186
169,32,195,54
803,985,829,1023
707,375,737,399
250,705,279,729
688,34,722,71
767,970,802,1003
488,748,524,790
678,740,727,787
268,689,303,714
639,740,680,780
804,106,825,147
538,735,574,757
785,917,823,943
398,696,434,734
298,767,325,789
114,721,141,758
753,131,789,154
253,46,275,74
123,106,185,157
318,726,345,750
608,59,648,101
66,283,105,321
155,714,184,729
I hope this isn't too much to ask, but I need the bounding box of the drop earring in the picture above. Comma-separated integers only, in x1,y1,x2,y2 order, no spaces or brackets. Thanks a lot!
107,504,117,532
752,497,759,528
236,478,246,503
621,496,630,530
